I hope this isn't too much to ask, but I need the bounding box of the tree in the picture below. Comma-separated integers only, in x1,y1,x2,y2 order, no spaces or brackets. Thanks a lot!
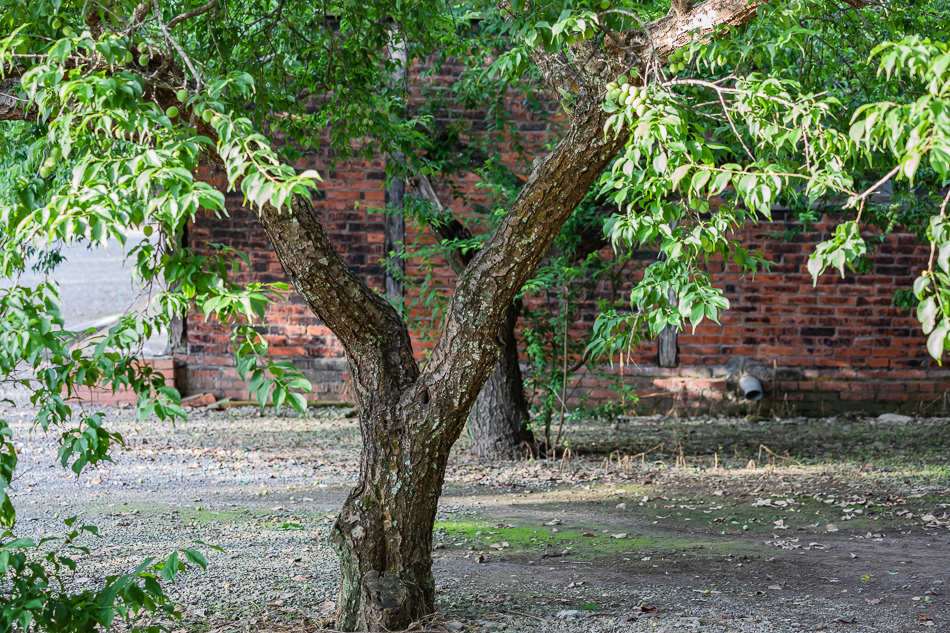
2,0,950,631
412,176,622,458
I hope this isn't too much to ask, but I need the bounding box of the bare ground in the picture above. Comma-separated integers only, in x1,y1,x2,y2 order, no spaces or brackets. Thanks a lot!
3,394,948,633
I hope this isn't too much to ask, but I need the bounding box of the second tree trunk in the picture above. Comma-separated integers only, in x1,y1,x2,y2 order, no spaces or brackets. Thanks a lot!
466,301,534,458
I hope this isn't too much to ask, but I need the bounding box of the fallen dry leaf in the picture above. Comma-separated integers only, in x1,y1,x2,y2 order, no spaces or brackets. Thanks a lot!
826,524,839,532
865,598,882,605
639,605,659,614
612,533,628,539
582,531,597,537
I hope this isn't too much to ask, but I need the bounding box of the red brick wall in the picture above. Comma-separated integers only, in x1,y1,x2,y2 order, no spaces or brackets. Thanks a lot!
177,179,949,415
555,213,949,415
68,359,177,406
172,62,948,415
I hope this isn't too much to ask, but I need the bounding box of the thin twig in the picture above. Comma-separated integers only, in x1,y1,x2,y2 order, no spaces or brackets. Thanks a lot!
716,88,753,161
845,163,903,209
153,0,203,89
663,77,797,108
167,0,218,30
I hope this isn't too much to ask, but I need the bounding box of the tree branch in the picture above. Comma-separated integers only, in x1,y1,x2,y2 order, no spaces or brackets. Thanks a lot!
167,0,218,30
415,96,628,429
412,0,768,437
413,174,614,275
189,114,421,395
412,175,475,276
627,0,766,61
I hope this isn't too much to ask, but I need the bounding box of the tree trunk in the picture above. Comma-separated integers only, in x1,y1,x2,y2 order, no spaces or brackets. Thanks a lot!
466,300,534,458
319,68,632,628
329,396,462,631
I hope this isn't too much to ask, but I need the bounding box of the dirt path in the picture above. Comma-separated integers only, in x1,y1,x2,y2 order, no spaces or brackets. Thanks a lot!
4,395,948,632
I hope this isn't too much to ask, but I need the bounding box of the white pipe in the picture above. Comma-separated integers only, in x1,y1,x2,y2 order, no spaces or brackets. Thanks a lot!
739,376,763,401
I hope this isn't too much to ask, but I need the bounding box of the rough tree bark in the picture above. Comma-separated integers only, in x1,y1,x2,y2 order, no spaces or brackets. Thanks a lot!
414,176,534,458
0,1,767,628
465,299,534,458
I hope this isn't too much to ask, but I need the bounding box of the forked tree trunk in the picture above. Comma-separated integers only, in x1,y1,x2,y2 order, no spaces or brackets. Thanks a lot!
313,71,632,624
466,301,534,458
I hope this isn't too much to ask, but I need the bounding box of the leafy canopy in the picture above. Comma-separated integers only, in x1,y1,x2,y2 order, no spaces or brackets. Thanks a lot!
1,0,950,628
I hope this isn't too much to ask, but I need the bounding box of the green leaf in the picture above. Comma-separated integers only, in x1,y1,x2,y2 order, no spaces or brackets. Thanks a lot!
927,320,948,362
689,302,705,331
806,254,823,284
939,243,950,275
160,550,179,581
690,170,711,194
181,548,208,569
918,296,938,334
670,164,691,188
288,392,309,413
903,153,921,181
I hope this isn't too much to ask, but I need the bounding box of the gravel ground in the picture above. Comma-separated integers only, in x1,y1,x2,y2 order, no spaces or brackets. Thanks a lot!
2,387,948,633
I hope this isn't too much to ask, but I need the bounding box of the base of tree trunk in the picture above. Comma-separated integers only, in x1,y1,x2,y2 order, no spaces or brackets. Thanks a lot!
360,571,408,631
330,420,444,632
